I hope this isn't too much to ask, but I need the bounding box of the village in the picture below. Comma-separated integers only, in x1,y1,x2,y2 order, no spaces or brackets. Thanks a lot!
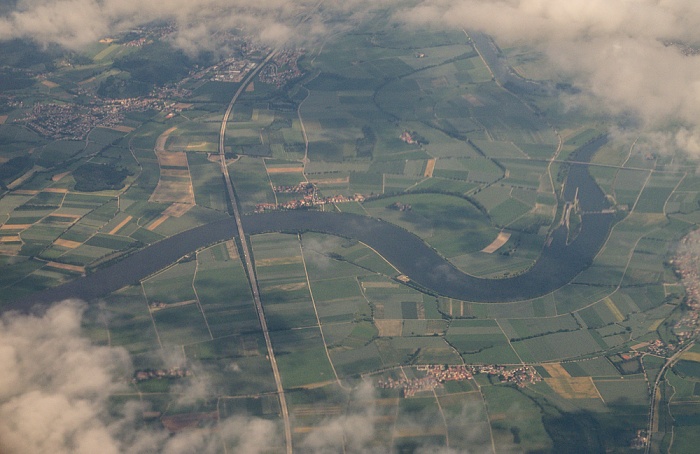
376,364,542,397
257,49,305,87
669,228,700,343
11,33,283,141
17,97,163,140
255,182,366,212
132,367,190,383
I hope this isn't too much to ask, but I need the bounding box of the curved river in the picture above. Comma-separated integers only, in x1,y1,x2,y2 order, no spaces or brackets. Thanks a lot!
7,138,614,312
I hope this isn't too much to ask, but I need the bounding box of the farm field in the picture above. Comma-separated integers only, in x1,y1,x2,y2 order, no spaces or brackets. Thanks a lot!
1,9,699,454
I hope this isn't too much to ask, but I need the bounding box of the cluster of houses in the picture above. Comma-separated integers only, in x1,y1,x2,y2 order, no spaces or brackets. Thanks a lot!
149,301,168,311
495,365,542,387
274,182,315,196
132,367,190,383
258,50,305,87
255,183,365,213
388,201,412,212
124,37,147,47
646,339,677,357
376,374,439,397
377,364,542,397
670,229,700,341
399,131,418,145
399,130,429,146
630,430,649,449
19,98,161,140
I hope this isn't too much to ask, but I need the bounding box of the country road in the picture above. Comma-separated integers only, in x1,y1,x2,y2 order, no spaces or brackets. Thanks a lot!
217,50,294,454
645,340,695,453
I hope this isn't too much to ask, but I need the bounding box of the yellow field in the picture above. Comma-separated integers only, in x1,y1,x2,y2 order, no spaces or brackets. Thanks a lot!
0,236,21,243
266,167,304,174
264,281,307,292
151,139,194,204
224,240,239,259
542,363,571,379
163,203,193,217
51,171,71,182
362,281,399,289
603,297,624,322
375,319,402,337
299,380,337,390
53,239,82,249
417,303,426,320
108,215,133,235
77,76,97,86
105,125,135,133
147,215,169,231
185,142,213,150
653,386,661,432
256,256,302,266
481,231,511,254
545,377,601,399
155,127,177,152
648,319,664,331
150,180,194,204
445,299,466,317
155,151,189,168
424,158,436,177
681,351,700,363
46,262,85,273
1,224,32,230
41,80,59,88
159,168,191,178
0,115,7,125
43,188,69,193
309,177,349,185
293,404,343,417
631,341,650,351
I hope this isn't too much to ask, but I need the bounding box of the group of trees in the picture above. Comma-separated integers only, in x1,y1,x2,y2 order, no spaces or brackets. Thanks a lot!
73,163,130,192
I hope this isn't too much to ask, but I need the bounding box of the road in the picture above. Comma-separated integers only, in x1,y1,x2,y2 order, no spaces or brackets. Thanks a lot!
645,340,695,454
217,50,294,454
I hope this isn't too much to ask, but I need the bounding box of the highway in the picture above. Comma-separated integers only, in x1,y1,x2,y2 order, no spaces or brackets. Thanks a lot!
217,50,294,454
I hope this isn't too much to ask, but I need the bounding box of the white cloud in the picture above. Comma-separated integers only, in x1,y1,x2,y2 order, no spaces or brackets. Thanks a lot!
0,300,281,454
4,1,699,152
0,0,363,50
0,300,131,453
300,382,377,452
397,0,700,154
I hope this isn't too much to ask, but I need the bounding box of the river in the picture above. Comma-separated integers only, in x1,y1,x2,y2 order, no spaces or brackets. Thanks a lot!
5,136,614,312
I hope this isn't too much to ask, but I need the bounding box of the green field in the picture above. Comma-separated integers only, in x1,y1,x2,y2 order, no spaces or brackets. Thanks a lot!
1,9,698,453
